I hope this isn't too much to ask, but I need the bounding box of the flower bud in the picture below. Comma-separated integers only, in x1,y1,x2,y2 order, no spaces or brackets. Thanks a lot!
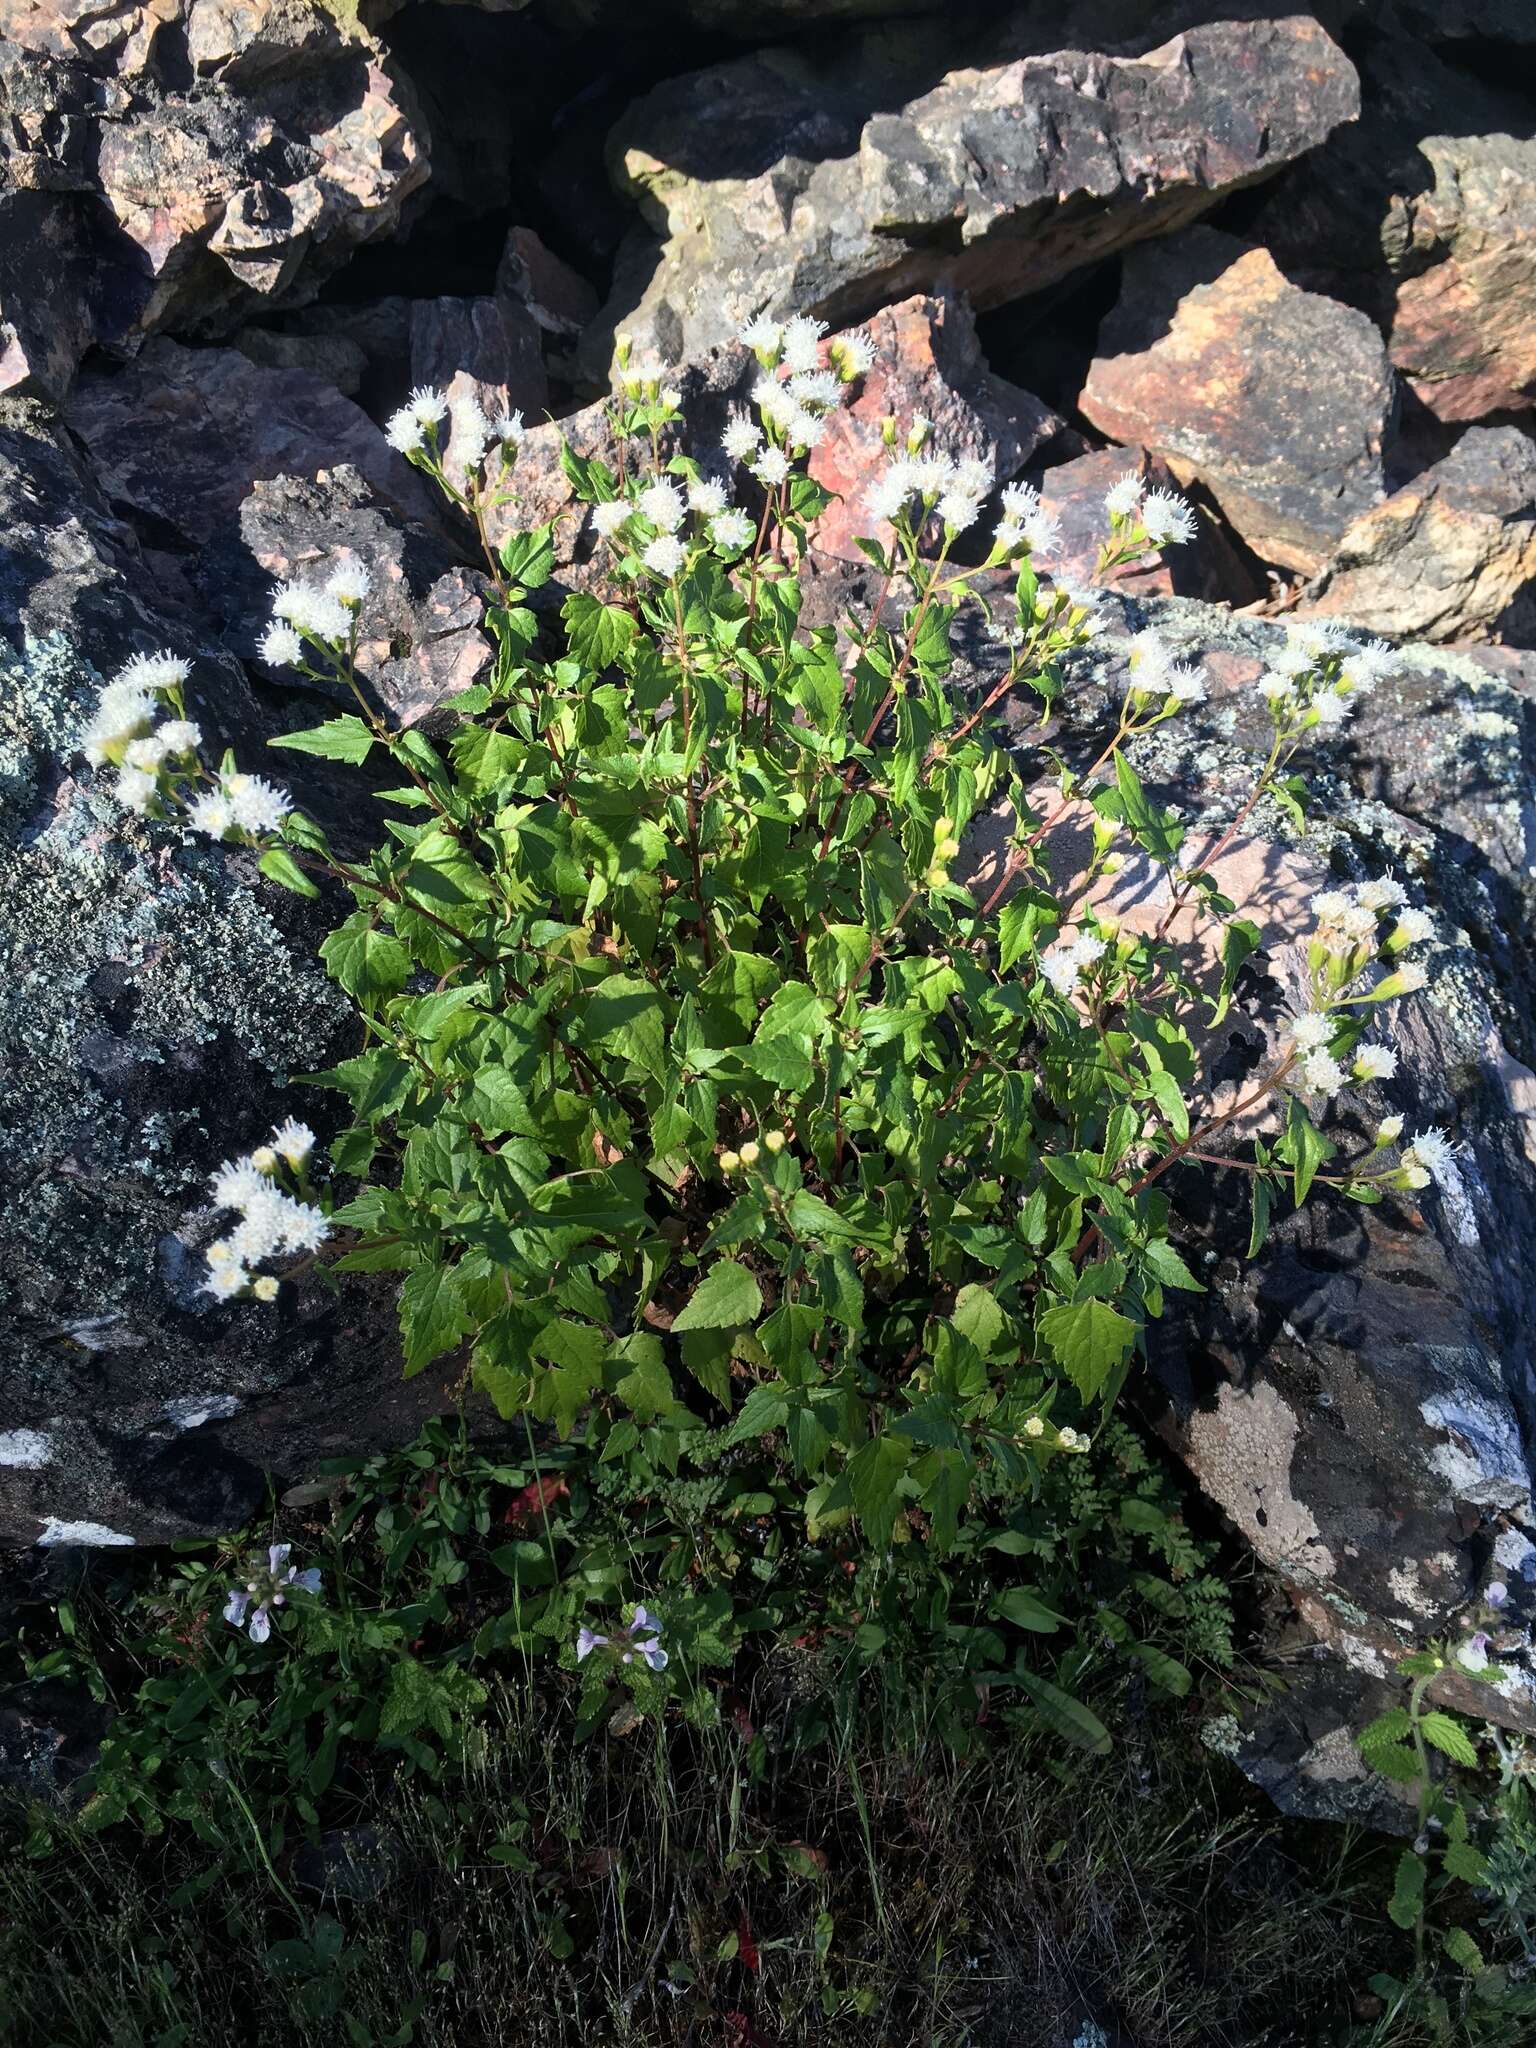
719,1150,741,1173
252,1275,279,1302
763,1130,786,1154
250,1146,278,1173
739,1140,761,1166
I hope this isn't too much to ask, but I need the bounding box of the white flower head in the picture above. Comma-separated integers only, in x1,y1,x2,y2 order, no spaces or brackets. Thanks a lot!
590,497,631,539
830,329,875,378
115,764,157,813
1000,481,1040,522
1355,1045,1398,1080
1311,687,1351,729
639,478,687,532
1126,629,1171,695
752,375,798,431
642,534,687,578
271,583,349,644
994,518,1025,553
492,409,526,445
157,719,201,756
222,772,293,837
1393,962,1429,993
1022,506,1061,555
1165,661,1207,704
201,1263,249,1301
259,622,303,669
712,508,755,551
1357,876,1408,913
188,791,234,840
385,407,424,456
271,1118,315,1166
1311,890,1351,923
1257,673,1294,704
209,1154,270,1210
937,489,980,532
1140,489,1197,547
1395,908,1434,946
753,447,792,488
722,410,763,463
738,314,783,356
1104,469,1144,519
123,735,168,771
867,470,913,523
789,368,842,411
688,478,729,517
1288,1011,1335,1051
326,561,371,606
786,406,827,450
409,385,449,426
116,651,190,694
280,1201,331,1254
1299,1049,1346,1097
1376,1114,1404,1145
779,315,827,374
1339,639,1395,692
449,394,492,471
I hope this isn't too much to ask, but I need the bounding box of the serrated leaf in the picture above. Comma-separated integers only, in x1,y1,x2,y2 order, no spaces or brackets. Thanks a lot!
499,523,556,589
672,1259,763,1333
271,714,375,764
321,916,411,1000
258,845,319,898
741,1035,814,1093
1420,1711,1479,1768
1388,1847,1426,1931
563,591,637,669
1038,1297,1137,1403
846,1434,909,1545
398,1264,471,1377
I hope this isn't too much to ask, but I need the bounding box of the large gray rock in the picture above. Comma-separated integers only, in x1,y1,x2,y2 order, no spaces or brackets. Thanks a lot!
1018,593,1536,1736
586,11,1358,375
0,1,427,401
0,397,446,1551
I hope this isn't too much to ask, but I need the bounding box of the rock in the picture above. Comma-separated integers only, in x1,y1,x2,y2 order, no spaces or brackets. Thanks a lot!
497,227,600,342
292,1824,407,1902
1252,36,1536,424
1301,426,1536,644
1080,230,1396,576
0,396,450,1551
63,337,445,549
0,2,427,400
408,296,549,422
587,12,1358,375
807,294,1062,563
1014,591,1536,1737
1205,1656,1420,1834
230,326,369,397
0,1678,109,1806
1030,447,1262,608
272,297,416,418
1391,0,1536,44
231,468,493,727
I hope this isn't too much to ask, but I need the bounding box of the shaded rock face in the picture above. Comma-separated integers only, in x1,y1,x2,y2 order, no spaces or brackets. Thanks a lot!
1023,593,1536,1733
588,12,1359,374
1253,35,1536,424
1030,447,1263,608
1080,229,1396,576
1300,425,1536,644
0,0,427,401
0,398,450,1550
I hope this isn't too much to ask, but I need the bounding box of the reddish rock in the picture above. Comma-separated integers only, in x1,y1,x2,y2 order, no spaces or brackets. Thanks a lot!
1080,229,1395,577
1033,446,1261,608
63,338,443,541
0,2,426,399
1301,426,1536,646
497,228,600,342
808,295,1060,563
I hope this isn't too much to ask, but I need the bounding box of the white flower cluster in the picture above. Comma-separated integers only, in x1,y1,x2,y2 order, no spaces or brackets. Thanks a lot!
1311,880,1431,973
384,384,525,475
589,460,762,578
202,1119,328,1302
1287,878,1434,1097
1125,629,1208,706
1400,1125,1477,1244
262,559,372,667
1102,469,1198,549
726,313,871,476
78,651,204,814
1039,929,1107,995
187,770,293,841
1256,623,1396,730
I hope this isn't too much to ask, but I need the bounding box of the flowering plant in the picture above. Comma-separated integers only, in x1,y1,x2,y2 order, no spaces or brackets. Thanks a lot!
73,315,1456,1553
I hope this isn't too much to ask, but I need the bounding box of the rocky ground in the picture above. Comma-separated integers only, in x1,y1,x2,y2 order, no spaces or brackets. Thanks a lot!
3,0,1535,1815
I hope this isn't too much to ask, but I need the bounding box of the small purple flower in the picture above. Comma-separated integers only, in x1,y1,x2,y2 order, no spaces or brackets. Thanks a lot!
1459,1631,1491,1674
1486,1581,1509,1609
576,1626,609,1661
575,1605,668,1672
224,1541,321,1642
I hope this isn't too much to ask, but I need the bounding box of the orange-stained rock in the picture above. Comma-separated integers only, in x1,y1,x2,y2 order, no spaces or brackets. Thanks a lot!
1302,426,1536,645
1080,229,1395,578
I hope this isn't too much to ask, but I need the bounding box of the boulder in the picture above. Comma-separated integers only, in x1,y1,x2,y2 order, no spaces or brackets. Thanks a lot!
807,294,1062,563
407,296,549,422
1030,447,1262,608
0,2,427,401
1080,230,1397,577
0,397,452,1552
497,227,600,343
1301,426,1536,645
1252,35,1536,424
1009,592,1536,1737
587,12,1358,375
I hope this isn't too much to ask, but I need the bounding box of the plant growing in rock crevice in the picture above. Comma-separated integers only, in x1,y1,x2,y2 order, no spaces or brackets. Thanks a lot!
72,316,1455,1556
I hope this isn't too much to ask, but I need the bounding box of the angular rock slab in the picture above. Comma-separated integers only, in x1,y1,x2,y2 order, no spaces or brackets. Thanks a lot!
1080,229,1396,577
0,398,448,1551
1033,593,1536,1734
807,294,1061,562
1032,447,1262,608
589,13,1358,373
0,2,427,400
1253,34,1536,424
1301,425,1536,645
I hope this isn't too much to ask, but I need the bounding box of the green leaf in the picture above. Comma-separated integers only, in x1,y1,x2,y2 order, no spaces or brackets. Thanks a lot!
499,523,556,589
398,1264,472,1377
1146,1069,1189,1141
994,1587,1064,1634
1038,1298,1137,1403
1140,1240,1203,1293
846,1434,910,1545
741,1036,814,1093
563,591,637,669
1387,1848,1425,1931
321,916,412,1000
1133,1642,1192,1696
1247,1173,1272,1259
558,442,617,502
1280,1097,1334,1208
580,975,667,1073
1113,754,1183,865
270,715,375,764
258,845,319,899
1005,1667,1112,1754
672,1258,763,1333
1420,1711,1479,1769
